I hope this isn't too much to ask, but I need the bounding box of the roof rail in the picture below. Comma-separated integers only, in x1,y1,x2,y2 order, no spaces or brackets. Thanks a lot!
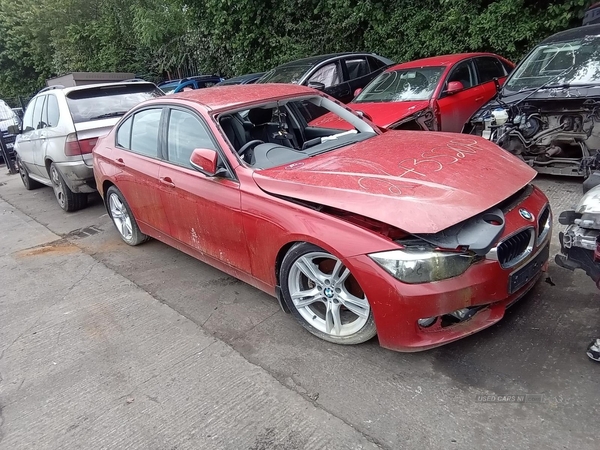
122,78,146,82
38,85,65,93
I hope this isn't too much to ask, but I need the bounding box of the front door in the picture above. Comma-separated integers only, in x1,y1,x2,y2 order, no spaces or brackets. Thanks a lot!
15,97,40,175
157,107,251,272
306,61,351,103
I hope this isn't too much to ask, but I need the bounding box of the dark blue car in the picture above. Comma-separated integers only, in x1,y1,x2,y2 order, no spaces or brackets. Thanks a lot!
158,75,224,94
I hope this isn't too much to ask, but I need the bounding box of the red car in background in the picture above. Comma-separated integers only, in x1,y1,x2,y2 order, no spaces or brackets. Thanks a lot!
312,53,514,132
93,84,550,352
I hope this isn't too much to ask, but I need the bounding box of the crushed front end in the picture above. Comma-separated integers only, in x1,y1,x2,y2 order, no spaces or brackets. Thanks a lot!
465,32,600,177
556,185,600,286
466,94,600,177
347,185,551,351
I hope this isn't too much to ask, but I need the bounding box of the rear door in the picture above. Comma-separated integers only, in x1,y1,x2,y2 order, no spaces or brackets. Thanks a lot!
474,56,509,102
342,56,375,101
112,107,171,236
157,107,250,271
436,59,486,133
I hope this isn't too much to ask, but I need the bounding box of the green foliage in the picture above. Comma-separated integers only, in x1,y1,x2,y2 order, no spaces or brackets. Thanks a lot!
0,0,591,99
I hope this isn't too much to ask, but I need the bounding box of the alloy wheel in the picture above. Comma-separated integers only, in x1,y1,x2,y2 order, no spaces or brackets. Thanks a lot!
50,165,66,208
287,251,370,337
109,193,133,241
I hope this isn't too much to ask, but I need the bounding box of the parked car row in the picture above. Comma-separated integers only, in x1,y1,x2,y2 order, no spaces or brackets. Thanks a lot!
14,23,600,351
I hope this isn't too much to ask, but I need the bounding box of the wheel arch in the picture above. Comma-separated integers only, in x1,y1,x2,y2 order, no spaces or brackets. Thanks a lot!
44,157,54,177
273,236,355,314
102,180,116,213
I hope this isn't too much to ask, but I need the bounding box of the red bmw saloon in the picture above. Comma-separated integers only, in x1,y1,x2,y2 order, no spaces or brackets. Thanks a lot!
93,84,550,352
311,53,514,133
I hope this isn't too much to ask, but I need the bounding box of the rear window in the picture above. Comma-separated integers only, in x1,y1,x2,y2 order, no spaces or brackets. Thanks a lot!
66,84,163,123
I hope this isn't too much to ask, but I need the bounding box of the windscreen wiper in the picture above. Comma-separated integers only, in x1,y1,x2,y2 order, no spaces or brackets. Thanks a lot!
88,111,129,120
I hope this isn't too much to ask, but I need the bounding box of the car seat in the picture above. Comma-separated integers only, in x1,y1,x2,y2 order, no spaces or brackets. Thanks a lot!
220,114,249,151
247,108,297,148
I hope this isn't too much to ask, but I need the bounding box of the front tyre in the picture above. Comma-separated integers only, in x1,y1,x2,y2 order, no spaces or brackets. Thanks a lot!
106,186,148,246
18,157,42,190
280,242,377,345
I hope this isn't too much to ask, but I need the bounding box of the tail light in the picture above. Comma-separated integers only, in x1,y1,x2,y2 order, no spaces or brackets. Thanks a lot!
64,133,98,156
595,235,600,262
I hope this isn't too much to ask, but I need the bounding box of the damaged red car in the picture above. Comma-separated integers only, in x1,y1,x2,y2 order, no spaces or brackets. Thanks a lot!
311,53,514,132
93,84,551,352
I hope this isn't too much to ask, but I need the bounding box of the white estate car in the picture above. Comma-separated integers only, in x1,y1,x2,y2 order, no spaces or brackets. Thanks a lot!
14,81,163,211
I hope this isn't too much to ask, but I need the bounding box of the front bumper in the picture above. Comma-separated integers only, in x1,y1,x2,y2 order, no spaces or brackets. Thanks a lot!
53,160,96,193
345,185,551,352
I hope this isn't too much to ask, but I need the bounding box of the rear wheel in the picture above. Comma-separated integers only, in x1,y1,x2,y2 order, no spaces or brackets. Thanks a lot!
280,242,377,345
49,163,87,212
18,157,42,190
106,186,148,246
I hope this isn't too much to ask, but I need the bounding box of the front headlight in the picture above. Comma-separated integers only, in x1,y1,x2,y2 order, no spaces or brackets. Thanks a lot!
369,248,476,284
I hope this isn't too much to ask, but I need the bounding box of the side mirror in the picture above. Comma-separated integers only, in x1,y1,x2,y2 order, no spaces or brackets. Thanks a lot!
493,77,501,93
356,110,373,121
353,88,363,98
190,148,218,176
446,81,464,95
307,81,325,91
7,124,21,135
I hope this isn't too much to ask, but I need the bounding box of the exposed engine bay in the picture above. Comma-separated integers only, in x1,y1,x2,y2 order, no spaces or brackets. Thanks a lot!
465,27,600,177
467,96,600,177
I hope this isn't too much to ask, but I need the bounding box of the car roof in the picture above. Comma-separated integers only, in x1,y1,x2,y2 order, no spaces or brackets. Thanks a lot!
164,83,317,111
540,23,600,44
275,52,386,69
36,81,157,96
225,72,265,82
386,53,503,70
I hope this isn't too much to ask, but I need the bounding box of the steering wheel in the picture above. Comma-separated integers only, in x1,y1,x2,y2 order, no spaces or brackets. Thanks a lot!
237,139,264,156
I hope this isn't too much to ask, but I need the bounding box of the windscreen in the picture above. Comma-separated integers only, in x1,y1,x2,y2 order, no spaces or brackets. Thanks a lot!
355,67,445,103
504,36,600,91
66,84,163,123
258,64,314,84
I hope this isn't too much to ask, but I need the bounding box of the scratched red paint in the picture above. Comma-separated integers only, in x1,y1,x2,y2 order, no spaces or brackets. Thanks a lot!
93,84,549,352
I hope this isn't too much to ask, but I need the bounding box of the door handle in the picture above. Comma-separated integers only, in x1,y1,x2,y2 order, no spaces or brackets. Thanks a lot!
115,158,125,166
475,96,484,102
159,177,175,188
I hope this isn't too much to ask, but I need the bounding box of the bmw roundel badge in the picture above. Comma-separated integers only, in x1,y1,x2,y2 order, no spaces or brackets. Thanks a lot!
519,208,533,221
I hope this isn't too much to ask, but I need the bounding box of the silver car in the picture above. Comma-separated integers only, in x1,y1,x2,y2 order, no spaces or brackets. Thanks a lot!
14,81,163,211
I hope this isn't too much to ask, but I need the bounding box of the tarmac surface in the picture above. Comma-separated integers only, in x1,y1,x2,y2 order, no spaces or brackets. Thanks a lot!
0,166,598,449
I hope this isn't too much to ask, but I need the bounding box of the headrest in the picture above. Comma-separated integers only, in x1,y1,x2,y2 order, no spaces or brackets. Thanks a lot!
247,108,272,126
